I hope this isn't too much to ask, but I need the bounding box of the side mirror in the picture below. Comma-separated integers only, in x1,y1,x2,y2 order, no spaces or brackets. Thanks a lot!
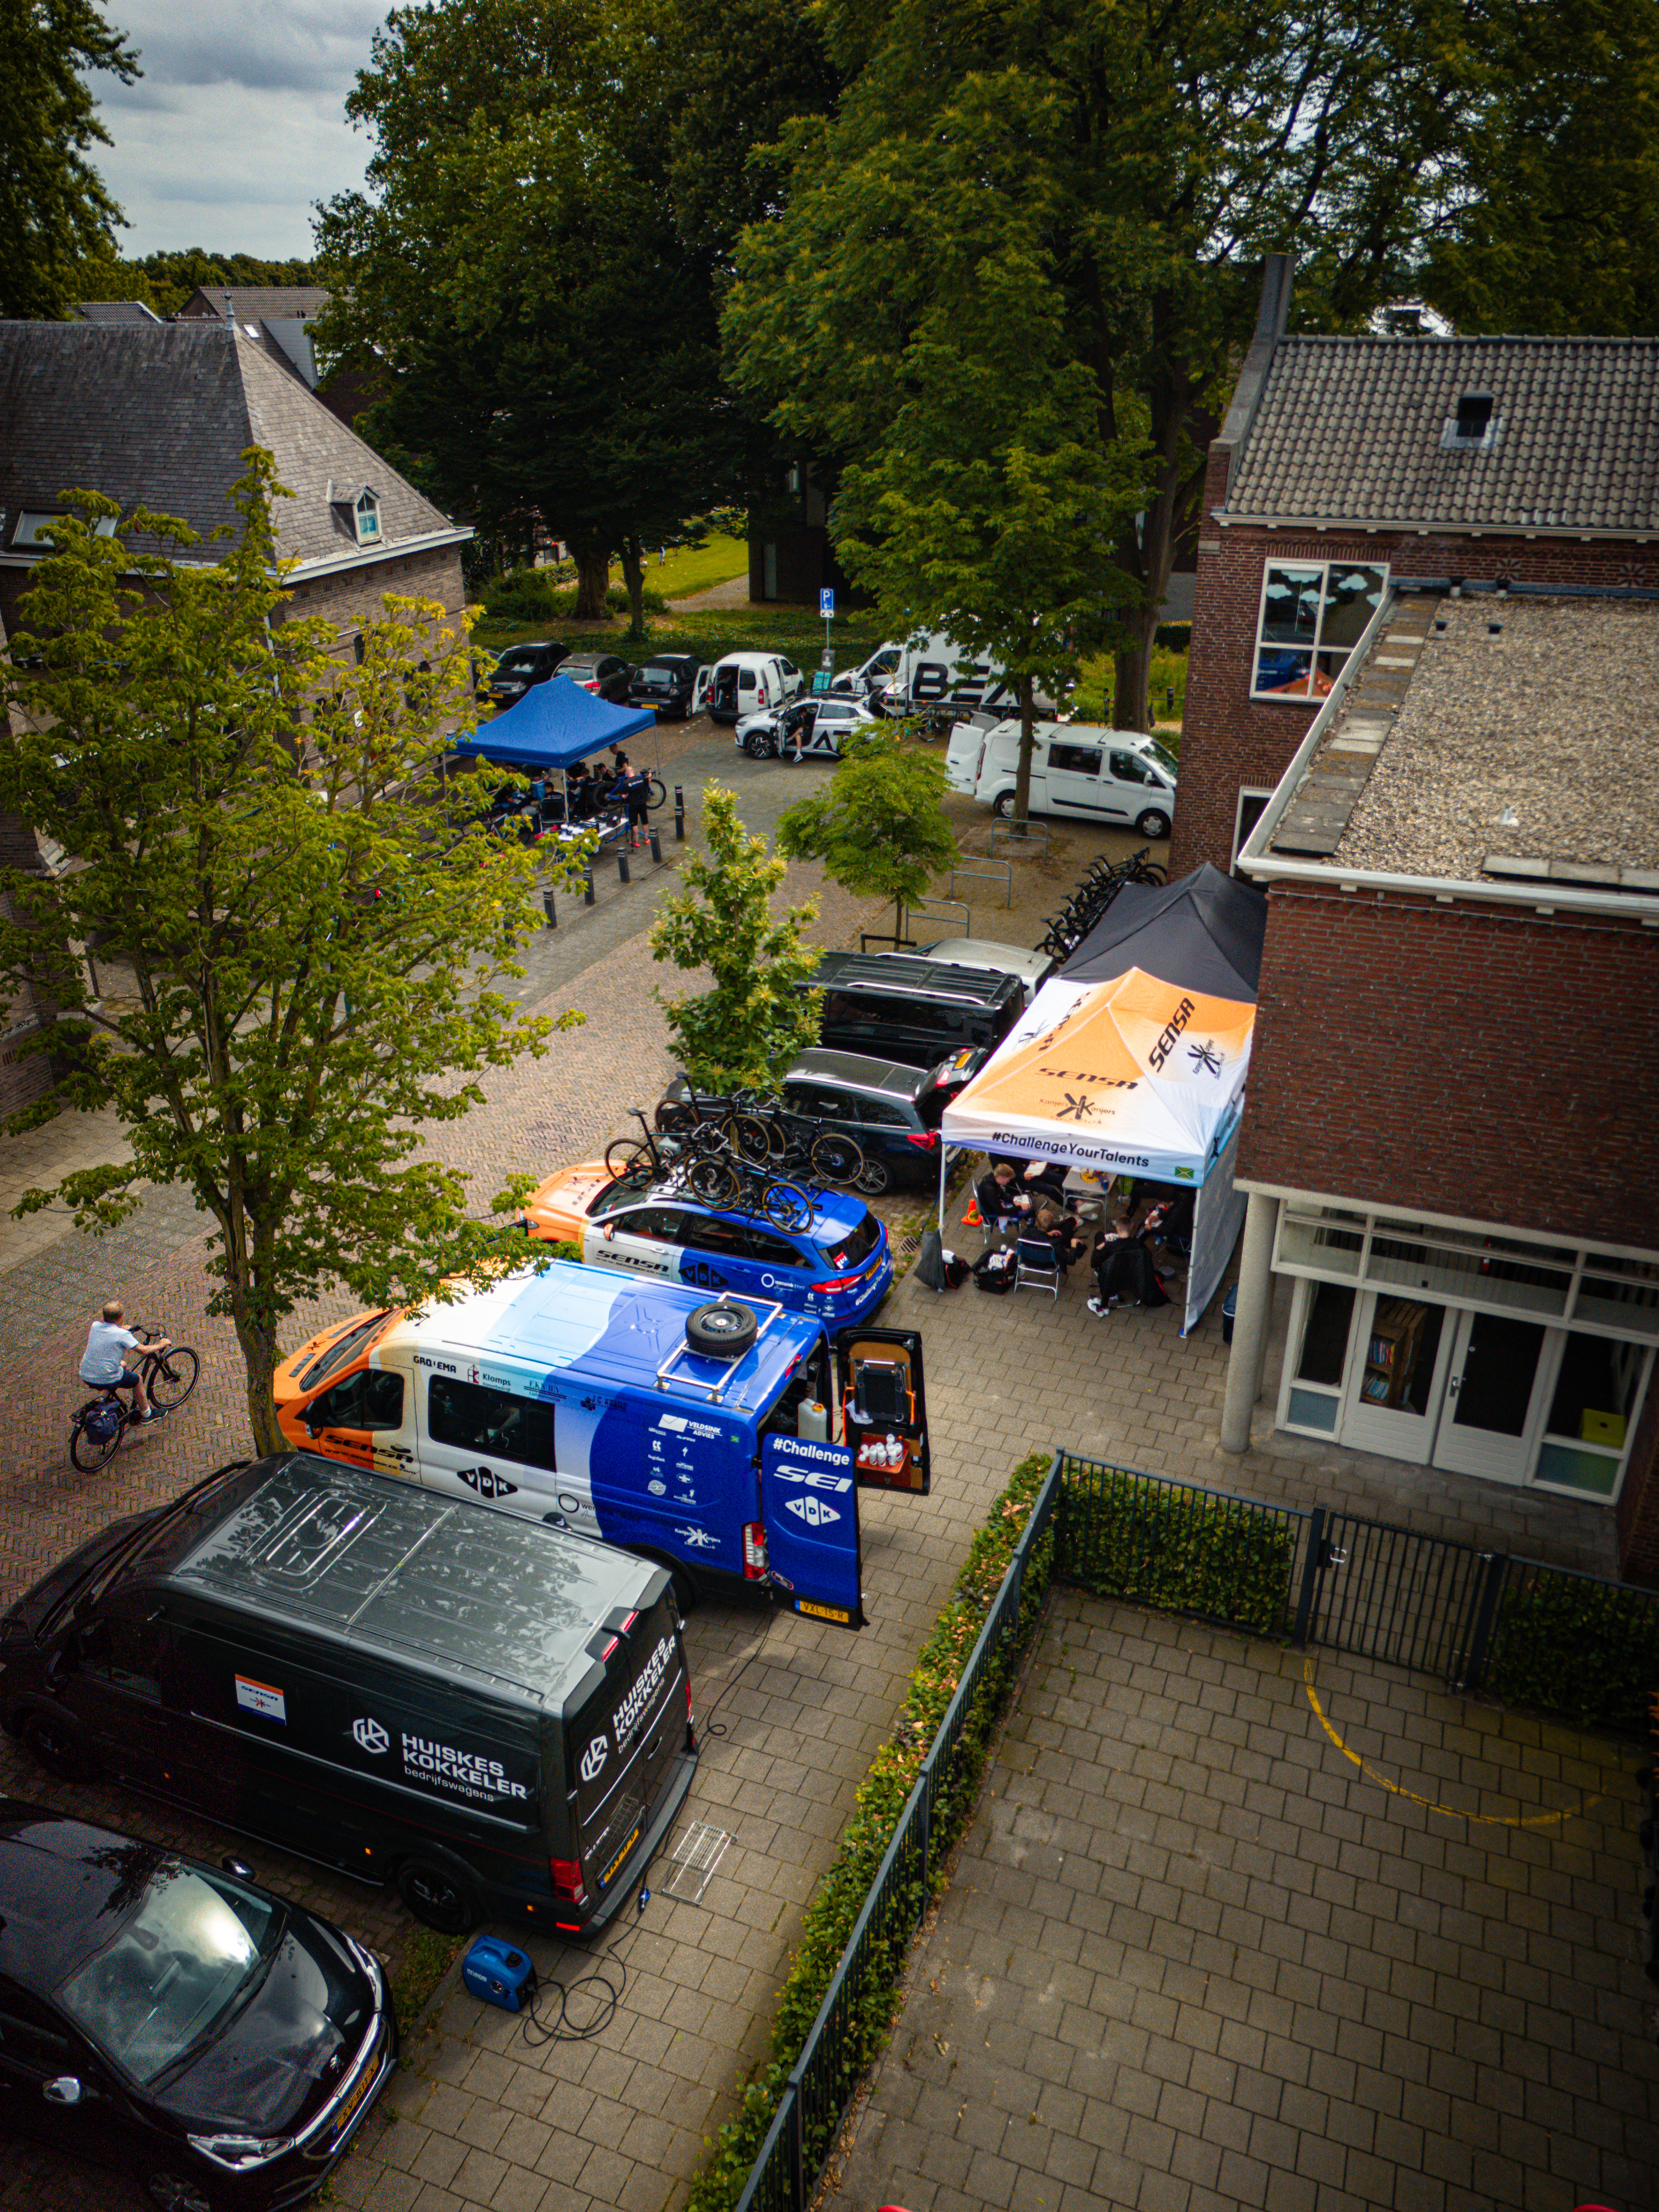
43,2077,85,2106
221,1856,255,1881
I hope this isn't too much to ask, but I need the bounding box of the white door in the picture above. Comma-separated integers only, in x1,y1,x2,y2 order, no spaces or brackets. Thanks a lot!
414,1368,564,1518
1431,1310,1550,1483
1340,1292,1454,1464
1044,738,1111,818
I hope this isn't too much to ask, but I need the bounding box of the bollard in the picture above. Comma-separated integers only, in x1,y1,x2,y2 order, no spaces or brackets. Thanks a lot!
648,827,662,864
584,866,596,907
542,886,557,929
674,784,685,841
617,847,631,884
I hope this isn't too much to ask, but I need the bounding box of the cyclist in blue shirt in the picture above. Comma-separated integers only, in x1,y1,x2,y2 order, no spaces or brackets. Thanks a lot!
79,1301,170,1422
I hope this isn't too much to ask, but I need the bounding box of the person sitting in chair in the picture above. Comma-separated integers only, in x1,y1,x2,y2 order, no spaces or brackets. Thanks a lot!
1032,1201,1090,1272
976,1160,1032,1229
1088,1207,1172,1316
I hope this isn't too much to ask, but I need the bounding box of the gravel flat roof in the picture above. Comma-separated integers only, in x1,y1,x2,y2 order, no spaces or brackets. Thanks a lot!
1288,594,1659,886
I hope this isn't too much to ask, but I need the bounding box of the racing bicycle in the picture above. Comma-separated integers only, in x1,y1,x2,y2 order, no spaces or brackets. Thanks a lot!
70,1327,201,1473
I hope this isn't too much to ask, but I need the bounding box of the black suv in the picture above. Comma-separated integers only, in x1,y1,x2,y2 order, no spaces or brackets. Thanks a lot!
485,639,568,706
659,1051,954,1194
803,953,1025,1074
628,654,706,720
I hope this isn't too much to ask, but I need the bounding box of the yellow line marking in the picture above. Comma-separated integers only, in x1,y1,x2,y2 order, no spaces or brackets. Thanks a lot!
1302,1657,1601,1828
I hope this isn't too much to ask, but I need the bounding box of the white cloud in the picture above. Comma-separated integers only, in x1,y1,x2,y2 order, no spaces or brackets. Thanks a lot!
92,1,393,257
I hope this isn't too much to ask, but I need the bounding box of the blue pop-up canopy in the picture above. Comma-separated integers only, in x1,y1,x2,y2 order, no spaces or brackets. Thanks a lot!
451,676,655,769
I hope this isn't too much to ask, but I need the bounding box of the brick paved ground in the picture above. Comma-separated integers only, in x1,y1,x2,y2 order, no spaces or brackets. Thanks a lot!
0,731,1632,2209
832,1588,1659,2212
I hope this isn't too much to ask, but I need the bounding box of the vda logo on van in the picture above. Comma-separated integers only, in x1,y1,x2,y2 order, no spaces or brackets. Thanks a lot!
580,1734,609,1784
784,1496,840,1528
353,1717,390,1754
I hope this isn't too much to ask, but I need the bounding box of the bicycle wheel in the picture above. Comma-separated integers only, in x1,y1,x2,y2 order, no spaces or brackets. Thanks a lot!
69,1406,122,1474
147,1346,199,1412
809,1130,865,1185
728,1113,775,1165
646,775,667,811
687,1156,741,1207
605,1138,658,1184
763,1179,813,1233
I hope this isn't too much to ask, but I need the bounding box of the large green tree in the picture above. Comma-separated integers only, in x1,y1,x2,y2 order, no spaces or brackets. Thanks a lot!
0,456,585,1451
0,0,139,318
316,0,763,630
726,0,1485,730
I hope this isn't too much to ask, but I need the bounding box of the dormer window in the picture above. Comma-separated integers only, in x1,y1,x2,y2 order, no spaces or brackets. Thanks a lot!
1442,391,1500,451
354,490,381,545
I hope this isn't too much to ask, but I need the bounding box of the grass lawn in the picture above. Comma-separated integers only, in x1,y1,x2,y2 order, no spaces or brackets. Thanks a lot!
649,531,749,598
474,602,887,672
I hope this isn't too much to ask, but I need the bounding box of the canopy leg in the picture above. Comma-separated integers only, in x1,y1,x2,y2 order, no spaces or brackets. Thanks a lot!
937,1143,949,1240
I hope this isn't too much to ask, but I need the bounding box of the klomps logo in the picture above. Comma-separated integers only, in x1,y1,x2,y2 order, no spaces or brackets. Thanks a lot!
784,1494,840,1527
353,1717,390,1754
579,1734,609,1784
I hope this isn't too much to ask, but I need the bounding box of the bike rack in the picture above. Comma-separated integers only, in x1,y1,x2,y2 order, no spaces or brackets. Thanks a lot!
905,896,972,938
990,819,1051,860
945,856,1013,910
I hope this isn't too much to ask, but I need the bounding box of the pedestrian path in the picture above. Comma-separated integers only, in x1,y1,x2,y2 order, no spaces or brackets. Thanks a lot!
831,1586,1659,2212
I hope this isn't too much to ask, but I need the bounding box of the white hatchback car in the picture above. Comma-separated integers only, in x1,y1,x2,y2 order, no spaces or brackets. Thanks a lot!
707,651,804,726
735,693,883,760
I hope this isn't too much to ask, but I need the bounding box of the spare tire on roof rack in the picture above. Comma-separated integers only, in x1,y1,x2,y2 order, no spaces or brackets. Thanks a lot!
685,1298,758,1359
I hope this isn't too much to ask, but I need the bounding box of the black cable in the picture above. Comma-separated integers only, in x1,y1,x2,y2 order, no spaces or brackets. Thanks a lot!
698,1606,776,1741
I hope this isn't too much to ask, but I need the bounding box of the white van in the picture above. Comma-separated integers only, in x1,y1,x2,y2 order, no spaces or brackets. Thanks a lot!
946,720,1179,838
832,631,1053,719
708,652,804,725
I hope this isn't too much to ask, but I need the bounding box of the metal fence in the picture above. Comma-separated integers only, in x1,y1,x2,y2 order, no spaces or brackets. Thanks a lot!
727,1452,1659,2212
733,1457,1063,2212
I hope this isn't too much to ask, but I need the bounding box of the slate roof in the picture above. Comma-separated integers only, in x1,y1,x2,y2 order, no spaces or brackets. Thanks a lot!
1224,337,1659,534
75,300,161,325
0,320,463,575
177,285,329,323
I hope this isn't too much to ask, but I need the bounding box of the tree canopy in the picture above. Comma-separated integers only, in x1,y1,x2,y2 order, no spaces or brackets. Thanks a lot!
0,455,583,1450
0,0,139,319
775,732,958,948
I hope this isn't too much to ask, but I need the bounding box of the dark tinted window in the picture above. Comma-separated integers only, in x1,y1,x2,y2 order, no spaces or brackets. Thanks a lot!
306,1368,405,1433
819,1213,882,1268
610,1208,687,1244
1110,751,1154,785
747,1227,806,1269
858,1096,913,1128
680,1215,751,1258
77,1600,165,1702
428,1376,558,1471
1048,743,1102,775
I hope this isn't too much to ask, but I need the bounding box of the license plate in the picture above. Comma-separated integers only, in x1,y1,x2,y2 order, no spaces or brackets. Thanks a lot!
330,2033,383,2140
798,1599,851,1623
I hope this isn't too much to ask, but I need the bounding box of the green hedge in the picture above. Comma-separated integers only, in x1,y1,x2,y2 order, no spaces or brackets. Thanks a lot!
1481,1568,1659,1733
1060,1460,1297,1635
480,568,668,626
687,1451,1055,2212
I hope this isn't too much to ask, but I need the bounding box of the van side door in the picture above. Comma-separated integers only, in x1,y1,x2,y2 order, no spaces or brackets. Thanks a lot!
1044,737,1115,819
417,1368,569,1517
293,1357,415,1481
834,1326,932,1495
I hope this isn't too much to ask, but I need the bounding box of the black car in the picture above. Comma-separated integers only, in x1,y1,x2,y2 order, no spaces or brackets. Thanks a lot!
484,638,568,706
0,1800,395,2210
558,653,634,704
803,951,1025,1074
627,654,707,720
658,1052,955,1195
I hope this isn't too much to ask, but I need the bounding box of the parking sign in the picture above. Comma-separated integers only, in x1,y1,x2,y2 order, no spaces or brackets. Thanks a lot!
819,588,836,619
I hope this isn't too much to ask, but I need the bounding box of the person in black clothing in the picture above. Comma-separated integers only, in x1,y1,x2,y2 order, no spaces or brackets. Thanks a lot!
976,1161,1032,1229
1031,1201,1090,1270
1088,1201,1173,1315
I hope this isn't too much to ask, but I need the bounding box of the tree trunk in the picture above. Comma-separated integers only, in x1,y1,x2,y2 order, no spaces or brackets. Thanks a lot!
1113,600,1159,736
1011,669,1036,837
620,532,647,642
231,1301,285,1457
572,544,612,622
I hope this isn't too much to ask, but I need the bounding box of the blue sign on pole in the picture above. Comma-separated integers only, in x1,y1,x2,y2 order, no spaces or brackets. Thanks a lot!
819,588,836,619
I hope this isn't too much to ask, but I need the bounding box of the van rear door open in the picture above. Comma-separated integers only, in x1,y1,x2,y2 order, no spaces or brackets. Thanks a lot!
836,1326,931,1495
561,1584,692,1918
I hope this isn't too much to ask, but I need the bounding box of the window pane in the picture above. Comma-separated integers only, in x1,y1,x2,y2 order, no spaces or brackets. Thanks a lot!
428,1375,557,1471
1258,566,1324,646
1296,1282,1356,1386
1315,565,1387,649
1109,752,1151,783
1287,1387,1339,1432
1254,649,1313,697
1546,1332,1643,1446
310,1369,404,1432
1534,1442,1621,1496
682,1215,748,1257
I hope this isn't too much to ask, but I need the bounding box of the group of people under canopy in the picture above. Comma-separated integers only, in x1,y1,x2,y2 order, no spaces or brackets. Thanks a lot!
974,1156,1195,1313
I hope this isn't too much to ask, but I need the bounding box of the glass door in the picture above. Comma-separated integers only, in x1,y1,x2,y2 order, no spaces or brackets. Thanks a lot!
1342,1293,1451,1463
1432,1311,1548,1483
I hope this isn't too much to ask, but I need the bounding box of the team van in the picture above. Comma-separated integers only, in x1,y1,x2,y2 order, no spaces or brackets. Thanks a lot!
832,630,1062,720
273,1264,931,1627
0,1455,697,1938
946,719,1179,838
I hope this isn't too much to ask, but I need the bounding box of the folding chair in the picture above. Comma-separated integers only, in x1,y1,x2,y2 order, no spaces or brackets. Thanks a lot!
1013,1234,1061,1300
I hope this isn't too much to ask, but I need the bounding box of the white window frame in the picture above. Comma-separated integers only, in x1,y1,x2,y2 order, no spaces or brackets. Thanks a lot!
353,490,382,546
1232,787,1273,871
1249,557,1388,703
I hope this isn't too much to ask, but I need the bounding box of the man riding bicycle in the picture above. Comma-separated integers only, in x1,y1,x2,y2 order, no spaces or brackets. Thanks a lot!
80,1301,171,1424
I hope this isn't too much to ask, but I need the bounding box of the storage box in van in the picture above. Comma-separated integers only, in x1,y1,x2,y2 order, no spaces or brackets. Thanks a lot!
945,720,1178,839
273,1264,933,1628
0,1456,697,1937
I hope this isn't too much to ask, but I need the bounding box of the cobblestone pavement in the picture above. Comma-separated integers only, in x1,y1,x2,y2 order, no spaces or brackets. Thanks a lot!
0,732,1633,2210
832,1588,1659,2212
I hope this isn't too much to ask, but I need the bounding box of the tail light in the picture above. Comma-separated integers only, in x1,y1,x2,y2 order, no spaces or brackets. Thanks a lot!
550,1857,586,1903
810,1272,863,1293
905,1130,940,1150
743,1521,767,1580
580,680,599,693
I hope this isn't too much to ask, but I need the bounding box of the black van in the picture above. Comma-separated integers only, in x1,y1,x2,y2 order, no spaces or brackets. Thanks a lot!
0,1457,697,1939
804,952,1025,1076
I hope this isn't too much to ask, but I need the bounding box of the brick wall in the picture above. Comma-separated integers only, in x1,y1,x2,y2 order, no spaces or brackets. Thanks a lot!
1238,881,1659,1245
281,545,467,648
1173,527,1659,878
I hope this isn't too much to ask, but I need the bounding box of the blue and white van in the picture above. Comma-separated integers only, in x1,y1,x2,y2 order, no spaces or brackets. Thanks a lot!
274,1264,932,1629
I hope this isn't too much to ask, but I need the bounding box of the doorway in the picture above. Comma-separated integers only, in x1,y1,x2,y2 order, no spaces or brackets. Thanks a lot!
1342,1293,1451,1462
1431,1310,1548,1483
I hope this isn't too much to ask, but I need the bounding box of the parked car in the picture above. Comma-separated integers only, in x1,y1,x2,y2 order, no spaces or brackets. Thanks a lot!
735,693,883,760
557,652,634,703
802,951,1025,1074
484,638,569,707
707,652,804,725
772,1051,953,1193
628,654,710,720
0,1797,396,2211
828,642,903,702
946,719,1178,838
519,1164,893,1329
911,938,1055,1002
2,1459,696,1943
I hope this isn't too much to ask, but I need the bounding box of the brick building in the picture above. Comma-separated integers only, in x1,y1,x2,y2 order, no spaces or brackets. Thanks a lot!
1184,267,1659,1576
0,318,470,1112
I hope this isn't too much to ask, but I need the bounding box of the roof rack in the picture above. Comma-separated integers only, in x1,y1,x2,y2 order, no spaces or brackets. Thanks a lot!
654,1297,788,1404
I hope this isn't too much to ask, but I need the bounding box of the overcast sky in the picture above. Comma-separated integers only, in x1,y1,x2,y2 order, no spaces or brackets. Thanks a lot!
93,1,389,260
